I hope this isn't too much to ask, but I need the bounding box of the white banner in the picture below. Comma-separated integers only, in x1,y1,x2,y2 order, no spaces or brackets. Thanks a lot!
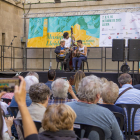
99,12,140,47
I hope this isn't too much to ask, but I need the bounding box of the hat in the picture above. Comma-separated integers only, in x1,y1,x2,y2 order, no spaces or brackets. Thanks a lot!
60,39,65,42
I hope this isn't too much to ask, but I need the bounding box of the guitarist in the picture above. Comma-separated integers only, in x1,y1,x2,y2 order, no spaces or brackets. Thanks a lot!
72,40,87,72
55,39,70,71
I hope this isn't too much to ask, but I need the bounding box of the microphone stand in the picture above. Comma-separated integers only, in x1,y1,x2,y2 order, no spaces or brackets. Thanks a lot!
8,36,17,71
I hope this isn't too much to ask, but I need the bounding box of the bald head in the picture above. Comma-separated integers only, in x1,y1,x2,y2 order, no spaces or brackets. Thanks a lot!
118,73,132,86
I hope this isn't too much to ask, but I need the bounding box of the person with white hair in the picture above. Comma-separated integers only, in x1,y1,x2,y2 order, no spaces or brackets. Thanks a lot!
66,75,123,140
48,78,78,106
9,76,39,107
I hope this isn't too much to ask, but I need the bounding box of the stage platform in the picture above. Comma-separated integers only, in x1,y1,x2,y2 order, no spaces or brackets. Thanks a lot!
0,71,140,85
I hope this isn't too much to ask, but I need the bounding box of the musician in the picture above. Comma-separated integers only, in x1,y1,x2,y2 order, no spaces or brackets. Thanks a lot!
55,39,70,71
72,40,87,72
63,32,75,49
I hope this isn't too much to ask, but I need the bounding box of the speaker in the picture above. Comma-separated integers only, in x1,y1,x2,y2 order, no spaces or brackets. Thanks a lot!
128,39,140,61
112,39,125,61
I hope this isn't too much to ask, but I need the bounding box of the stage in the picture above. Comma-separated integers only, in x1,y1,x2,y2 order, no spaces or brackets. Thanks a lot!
0,71,140,86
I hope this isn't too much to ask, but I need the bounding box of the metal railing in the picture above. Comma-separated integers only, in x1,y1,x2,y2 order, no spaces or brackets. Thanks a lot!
0,45,139,73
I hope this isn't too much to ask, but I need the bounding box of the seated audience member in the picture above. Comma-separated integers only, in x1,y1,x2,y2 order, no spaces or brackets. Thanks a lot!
98,77,108,104
9,76,39,107
0,92,15,140
98,81,125,122
66,75,123,140
26,71,39,81
115,73,140,132
48,78,78,106
69,75,74,86
45,70,56,90
14,76,39,140
0,101,9,115
16,83,50,121
73,70,85,94
39,104,88,140
68,75,76,99
1,76,18,101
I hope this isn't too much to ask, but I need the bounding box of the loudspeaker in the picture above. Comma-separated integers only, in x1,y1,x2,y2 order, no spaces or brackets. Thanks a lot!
112,39,125,61
128,39,140,61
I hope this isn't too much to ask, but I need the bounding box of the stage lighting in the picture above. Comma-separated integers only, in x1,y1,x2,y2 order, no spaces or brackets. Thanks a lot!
54,0,61,3
121,63,130,73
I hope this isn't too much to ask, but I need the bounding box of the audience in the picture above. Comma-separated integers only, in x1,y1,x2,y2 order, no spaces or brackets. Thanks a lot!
2,72,137,140
26,71,39,81
16,83,50,121
98,77,108,104
66,75,123,140
14,76,39,140
9,75,39,107
39,104,88,140
0,92,15,140
98,81,125,124
45,70,56,90
99,81,124,114
73,70,85,94
115,73,140,132
48,78,78,106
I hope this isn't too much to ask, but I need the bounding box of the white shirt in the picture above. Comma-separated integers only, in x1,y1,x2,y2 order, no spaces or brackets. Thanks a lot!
115,84,140,131
0,101,9,115
3,117,8,133
63,38,72,48
79,46,87,56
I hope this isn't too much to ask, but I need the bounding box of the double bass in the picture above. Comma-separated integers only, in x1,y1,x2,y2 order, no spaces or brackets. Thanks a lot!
69,27,77,70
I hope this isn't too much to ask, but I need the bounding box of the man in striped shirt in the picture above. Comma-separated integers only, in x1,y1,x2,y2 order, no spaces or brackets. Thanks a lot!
115,73,140,132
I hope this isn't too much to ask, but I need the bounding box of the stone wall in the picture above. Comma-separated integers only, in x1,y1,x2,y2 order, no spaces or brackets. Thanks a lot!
1,0,140,72
0,0,24,71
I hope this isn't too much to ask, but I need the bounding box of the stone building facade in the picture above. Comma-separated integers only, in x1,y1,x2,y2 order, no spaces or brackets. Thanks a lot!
1,0,140,71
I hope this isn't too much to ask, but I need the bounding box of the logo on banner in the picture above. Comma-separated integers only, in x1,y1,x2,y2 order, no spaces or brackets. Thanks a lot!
122,27,127,30
102,34,108,35
109,26,116,31
110,33,115,35
126,32,132,35
117,33,119,35
116,36,119,38
135,37,137,39
135,32,139,34
130,28,136,30
108,36,111,39
102,28,108,31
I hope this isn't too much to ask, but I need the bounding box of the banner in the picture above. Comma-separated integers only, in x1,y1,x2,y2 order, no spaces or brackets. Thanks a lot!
27,15,100,48
27,12,140,48
100,12,140,46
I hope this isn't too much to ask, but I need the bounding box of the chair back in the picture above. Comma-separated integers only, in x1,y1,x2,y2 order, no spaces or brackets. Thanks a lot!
34,121,42,132
14,119,24,139
14,119,41,133
74,123,105,140
113,112,124,131
87,49,90,58
1,98,11,104
116,104,140,140
7,107,19,118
